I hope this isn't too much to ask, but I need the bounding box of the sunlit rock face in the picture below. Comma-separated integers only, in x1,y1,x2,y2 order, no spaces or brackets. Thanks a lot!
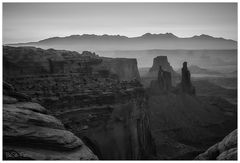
3,46,156,160
195,129,237,160
3,82,98,160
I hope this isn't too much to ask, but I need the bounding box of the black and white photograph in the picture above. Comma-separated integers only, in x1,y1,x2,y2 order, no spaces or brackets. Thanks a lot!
2,1,238,160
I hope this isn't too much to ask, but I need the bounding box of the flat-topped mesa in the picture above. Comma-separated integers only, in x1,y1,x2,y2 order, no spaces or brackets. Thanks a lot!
94,57,141,81
149,56,173,73
149,66,172,94
179,62,196,95
148,56,179,85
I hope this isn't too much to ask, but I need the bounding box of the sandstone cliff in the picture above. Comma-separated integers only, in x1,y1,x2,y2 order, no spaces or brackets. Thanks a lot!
56,87,156,159
3,82,97,160
149,66,172,94
3,46,140,81
148,56,177,77
195,129,237,160
3,46,155,160
146,56,179,86
93,57,140,81
3,46,100,76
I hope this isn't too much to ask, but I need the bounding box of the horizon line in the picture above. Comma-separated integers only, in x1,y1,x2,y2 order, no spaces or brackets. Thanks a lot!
4,32,237,45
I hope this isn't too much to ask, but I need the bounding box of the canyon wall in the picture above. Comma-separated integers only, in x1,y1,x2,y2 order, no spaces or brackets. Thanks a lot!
144,56,179,87
3,46,140,81
3,82,97,160
3,46,155,160
93,57,140,81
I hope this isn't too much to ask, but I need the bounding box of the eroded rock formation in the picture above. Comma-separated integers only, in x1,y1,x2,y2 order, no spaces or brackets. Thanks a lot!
3,46,140,81
177,62,196,95
149,56,174,73
94,57,141,81
147,58,236,159
3,46,156,160
147,56,179,86
149,66,172,94
195,129,237,160
3,82,97,160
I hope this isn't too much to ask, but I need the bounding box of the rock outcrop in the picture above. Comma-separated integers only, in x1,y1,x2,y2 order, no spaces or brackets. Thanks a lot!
176,62,195,95
147,56,179,85
149,66,172,94
57,87,156,159
147,62,236,159
3,46,101,77
3,46,156,160
94,57,141,81
3,82,97,160
149,56,174,74
195,129,237,160
3,46,140,81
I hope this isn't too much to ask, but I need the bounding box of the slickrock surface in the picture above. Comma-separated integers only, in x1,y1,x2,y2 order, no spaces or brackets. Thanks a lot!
195,129,237,160
3,82,98,160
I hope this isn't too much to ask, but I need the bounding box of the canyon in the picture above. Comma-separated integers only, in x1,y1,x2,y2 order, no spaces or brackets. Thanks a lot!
145,57,237,159
3,46,155,160
3,46,237,160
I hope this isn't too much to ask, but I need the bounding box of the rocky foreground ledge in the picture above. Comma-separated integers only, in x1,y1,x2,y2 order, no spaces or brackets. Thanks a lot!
3,82,98,160
195,129,237,160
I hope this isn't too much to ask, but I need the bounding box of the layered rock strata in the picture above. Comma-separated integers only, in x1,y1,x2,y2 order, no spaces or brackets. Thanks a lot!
195,129,237,160
3,82,98,160
3,46,156,160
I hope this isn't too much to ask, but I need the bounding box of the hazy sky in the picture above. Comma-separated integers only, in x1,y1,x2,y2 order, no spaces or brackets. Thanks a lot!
3,3,237,44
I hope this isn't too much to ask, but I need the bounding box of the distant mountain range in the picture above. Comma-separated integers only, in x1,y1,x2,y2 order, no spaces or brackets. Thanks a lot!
7,33,237,51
